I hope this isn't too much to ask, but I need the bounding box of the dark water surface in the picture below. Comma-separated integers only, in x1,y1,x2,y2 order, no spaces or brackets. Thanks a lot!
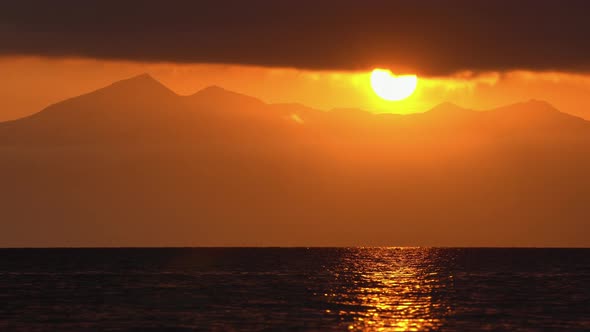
1,248,589,331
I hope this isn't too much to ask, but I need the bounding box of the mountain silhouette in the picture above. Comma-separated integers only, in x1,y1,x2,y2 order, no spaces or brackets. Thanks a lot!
0,74,589,247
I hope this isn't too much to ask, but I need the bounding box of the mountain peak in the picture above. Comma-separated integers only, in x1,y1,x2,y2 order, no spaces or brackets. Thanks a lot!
111,73,158,86
128,73,154,81
189,85,265,109
17,73,178,123
196,85,227,93
428,101,468,112
491,99,561,116
527,98,554,107
423,102,473,120
103,73,176,97
192,85,257,99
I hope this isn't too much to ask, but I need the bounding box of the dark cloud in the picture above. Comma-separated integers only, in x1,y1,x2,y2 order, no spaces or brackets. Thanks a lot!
1,0,589,75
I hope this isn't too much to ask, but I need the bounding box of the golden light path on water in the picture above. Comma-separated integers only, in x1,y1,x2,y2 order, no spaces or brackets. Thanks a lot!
323,248,454,331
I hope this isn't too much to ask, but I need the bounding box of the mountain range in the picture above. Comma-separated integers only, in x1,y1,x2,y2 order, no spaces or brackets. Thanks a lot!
1,74,589,247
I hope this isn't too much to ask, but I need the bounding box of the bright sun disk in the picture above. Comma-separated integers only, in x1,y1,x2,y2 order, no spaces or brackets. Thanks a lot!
370,69,418,101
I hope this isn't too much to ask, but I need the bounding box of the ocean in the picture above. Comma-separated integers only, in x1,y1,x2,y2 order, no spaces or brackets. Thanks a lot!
1,248,589,331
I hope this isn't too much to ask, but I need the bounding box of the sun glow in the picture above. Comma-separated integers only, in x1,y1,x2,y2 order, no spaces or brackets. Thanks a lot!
370,69,418,101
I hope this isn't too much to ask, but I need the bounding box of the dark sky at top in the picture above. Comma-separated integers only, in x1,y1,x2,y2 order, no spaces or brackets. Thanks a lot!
1,0,589,75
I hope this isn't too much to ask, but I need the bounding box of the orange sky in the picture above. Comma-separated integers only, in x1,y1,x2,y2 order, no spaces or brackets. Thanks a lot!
2,56,590,122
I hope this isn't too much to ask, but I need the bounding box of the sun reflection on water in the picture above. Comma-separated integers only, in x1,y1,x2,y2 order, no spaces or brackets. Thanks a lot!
324,248,454,331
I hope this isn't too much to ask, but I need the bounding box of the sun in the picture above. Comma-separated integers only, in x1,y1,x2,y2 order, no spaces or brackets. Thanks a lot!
370,69,418,101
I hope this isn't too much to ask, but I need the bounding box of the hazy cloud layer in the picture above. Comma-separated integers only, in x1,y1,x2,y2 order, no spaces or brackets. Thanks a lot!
1,0,589,75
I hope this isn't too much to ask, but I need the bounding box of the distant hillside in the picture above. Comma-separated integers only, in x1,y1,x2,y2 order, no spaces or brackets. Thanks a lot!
0,74,589,247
